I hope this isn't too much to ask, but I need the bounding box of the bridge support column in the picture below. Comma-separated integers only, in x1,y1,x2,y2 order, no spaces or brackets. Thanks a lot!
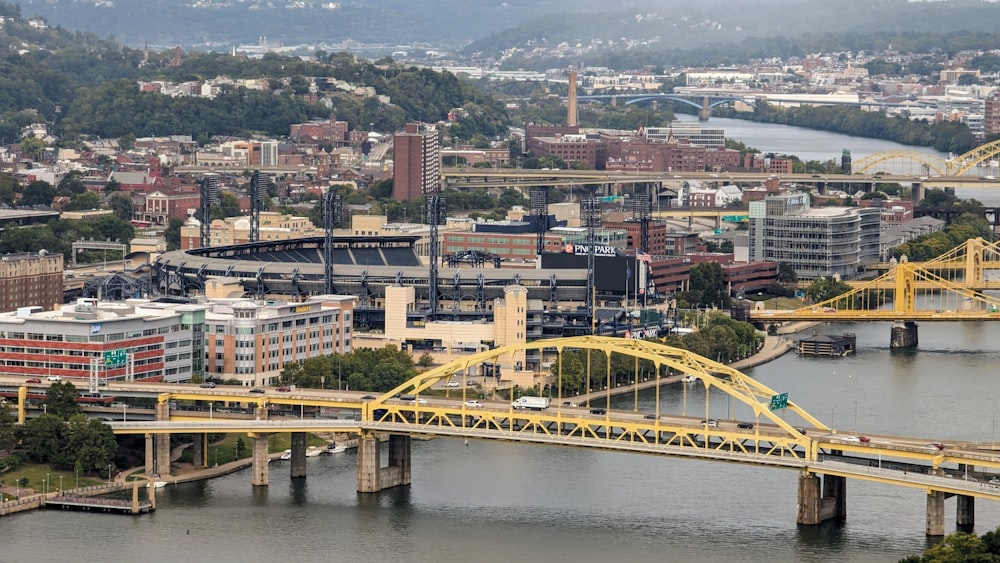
290,432,307,479
890,320,919,349
154,402,171,477
926,490,946,536
957,495,975,529
357,433,412,493
144,433,154,475
251,433,270,487
357,432,381,493
911,182,925,204
131,480,140,514
796,472,846,526
192,434,207,467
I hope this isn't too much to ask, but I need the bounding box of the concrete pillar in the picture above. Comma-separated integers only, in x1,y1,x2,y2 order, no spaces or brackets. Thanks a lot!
890,320,919,349
131,481,140,514
388,434,412,487
290,432,307,479
797,473,822,525
797,472,845,526
144,433,154,475
957,495,975,529
357,432,381,493
251,433,270,487
911,182,925,204
154,402,171,477
254,406,269,421
926,491,946,536
192,434,206,467
822,474,847,521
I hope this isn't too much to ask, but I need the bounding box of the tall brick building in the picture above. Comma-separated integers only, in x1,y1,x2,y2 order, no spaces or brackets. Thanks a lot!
0,251,64,311
393,123,441,201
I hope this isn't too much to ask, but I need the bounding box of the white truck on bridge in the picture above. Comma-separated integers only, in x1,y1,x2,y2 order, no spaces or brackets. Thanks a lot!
512,397,550,410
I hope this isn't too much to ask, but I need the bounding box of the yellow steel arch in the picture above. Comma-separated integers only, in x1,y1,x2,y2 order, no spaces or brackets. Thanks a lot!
853,150,947,175
950,139,1000,175
379,336,828,441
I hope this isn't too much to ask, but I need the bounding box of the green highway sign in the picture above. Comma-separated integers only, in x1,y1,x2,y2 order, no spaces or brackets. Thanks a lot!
769,392,788,411
103,349,126,367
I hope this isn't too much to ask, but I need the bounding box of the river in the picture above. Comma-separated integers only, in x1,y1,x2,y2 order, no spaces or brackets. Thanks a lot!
6,123,1000,562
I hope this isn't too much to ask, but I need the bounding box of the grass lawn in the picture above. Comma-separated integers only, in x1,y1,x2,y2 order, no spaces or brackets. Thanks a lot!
2,464,106,496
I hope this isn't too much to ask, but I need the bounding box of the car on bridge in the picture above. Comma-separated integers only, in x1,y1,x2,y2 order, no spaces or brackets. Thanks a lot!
926,442,945,451
200,382,216,388
643,413,660,420
361,395,376,400
47,375,62,381
445,381,461,388
700,419,719,428
25,378,41,383
737,422,754,430
249,388,265,394
837,436,862,443
590,408,607,415
464,400,483,408
276,386,291,392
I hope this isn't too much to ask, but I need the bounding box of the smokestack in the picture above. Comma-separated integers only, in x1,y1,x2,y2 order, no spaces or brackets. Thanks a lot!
567,70,578,127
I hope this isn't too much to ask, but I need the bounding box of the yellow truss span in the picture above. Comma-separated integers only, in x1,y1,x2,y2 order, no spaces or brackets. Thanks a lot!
854,140,1000,176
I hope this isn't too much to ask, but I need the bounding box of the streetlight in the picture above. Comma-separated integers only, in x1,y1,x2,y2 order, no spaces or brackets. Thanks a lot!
108,464,113,482
59,475,63,493
213,448,218,468
45,472,50,494
75,466,80,489
234,441,240,460
209,402,213,420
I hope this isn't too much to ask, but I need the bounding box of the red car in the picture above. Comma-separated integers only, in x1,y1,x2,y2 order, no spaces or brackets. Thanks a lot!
858,436,871,443
276,386,291,392
25,378,42,383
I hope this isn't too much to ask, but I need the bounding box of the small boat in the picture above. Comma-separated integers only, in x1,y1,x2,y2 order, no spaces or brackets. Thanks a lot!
682,375,697,384
305,446,323,457
322,443,347,455
279,449,291,460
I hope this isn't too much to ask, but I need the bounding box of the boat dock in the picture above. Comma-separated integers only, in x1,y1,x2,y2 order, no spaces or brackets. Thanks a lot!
43,481,156,515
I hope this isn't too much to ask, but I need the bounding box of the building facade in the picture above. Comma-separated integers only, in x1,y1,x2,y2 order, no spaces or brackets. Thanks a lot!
0,298,205,383
203,295,355,386
393,123,441,200
748,193,880,280
0,251,63,312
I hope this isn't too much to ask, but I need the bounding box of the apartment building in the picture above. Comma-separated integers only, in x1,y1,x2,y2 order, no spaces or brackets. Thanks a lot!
0,251,63,312
393,123,441,200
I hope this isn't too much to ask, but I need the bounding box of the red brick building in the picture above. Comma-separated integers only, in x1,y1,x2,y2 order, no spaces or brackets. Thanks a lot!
393,123,441,201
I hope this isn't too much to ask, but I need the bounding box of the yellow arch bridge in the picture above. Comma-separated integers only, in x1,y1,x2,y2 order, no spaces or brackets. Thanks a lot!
99,336,1000,536
854,140,1000,176
750,237,1000,347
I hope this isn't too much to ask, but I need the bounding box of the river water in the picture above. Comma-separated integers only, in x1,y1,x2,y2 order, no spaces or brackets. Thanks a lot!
7,123,1000,562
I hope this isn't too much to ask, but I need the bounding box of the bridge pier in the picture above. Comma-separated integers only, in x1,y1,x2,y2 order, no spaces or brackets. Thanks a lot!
154,402,171,477
290,432,307,479
144,433,154,475
357,433,412,493
192,433,206,467
796,472,846,526
911,182,925,204
251,433,270,487
927,490,946,536
890,320,919,349
957,494,975,530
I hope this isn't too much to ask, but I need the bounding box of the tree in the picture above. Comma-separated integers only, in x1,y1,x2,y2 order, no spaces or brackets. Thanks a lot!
21,413,66,463
43,381,82,420
20,137,46,161
20,180,57,207
777,262,798,284
64,415,118,473
805,276,852,304
107,191,135,221
65,191,101,211
103,179,122,193
0,401,16,453
211,191,241,220
57,171,87,196
165,217,184,250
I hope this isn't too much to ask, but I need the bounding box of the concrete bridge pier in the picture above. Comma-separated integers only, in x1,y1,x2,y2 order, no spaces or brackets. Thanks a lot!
290,432,307,479
796,472,847,525
957,494,975,530
154,402,171,476
927,490,946,536
192,434,207,467
698,96,710,121
357,433,412,493
144,433,154,474
890,320,919,349
251,433,270,487
911,182,926,203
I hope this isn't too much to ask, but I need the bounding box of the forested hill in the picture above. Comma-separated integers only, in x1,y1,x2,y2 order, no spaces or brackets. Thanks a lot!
467,0,1000,65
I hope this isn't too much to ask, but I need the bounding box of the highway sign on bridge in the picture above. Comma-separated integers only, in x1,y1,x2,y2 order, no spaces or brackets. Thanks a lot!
104,349,126,367
769,392,788,411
